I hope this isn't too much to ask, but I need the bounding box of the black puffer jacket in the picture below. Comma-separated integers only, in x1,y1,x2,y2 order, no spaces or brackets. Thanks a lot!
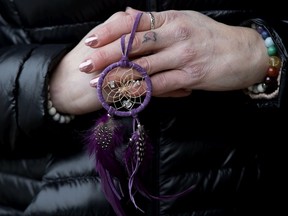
0,0,287,216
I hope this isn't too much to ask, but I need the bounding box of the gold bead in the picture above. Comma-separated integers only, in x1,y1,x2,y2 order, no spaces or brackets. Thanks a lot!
269,56,281,69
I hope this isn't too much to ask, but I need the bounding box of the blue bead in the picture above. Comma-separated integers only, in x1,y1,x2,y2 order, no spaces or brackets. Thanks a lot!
261,31,269,39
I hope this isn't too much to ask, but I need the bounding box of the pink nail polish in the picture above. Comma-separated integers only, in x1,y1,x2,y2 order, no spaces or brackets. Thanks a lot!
85,35,98,46
79,59,93,72
90,77,99,87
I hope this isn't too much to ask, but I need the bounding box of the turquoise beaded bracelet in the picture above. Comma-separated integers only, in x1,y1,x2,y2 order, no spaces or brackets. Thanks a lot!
246,24,282,99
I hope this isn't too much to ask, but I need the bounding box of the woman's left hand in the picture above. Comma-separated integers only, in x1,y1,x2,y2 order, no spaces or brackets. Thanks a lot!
79,7,269,97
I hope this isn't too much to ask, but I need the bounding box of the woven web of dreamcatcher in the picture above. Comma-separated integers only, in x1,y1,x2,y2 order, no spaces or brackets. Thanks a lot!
100,65,148,113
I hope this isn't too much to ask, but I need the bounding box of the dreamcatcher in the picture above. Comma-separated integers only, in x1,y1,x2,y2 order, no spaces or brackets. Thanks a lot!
86,12,195,216
86,12,153,216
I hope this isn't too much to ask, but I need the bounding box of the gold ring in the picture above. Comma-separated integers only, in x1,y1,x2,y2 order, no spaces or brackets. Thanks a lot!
147,12,155,30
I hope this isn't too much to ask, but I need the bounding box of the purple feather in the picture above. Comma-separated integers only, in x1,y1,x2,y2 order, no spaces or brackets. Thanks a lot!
86,113,126,216
124,119,197,211
86,114,196,215
124,120,153,211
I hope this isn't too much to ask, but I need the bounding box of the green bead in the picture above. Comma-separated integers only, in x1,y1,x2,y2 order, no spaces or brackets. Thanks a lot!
267,45,277,56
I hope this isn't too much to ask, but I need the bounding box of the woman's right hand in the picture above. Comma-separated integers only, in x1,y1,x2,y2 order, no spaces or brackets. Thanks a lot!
49,35,103,115
49,11,132,115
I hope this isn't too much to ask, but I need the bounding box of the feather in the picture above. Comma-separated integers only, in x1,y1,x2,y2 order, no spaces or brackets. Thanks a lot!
124,118,197,211
86,113,126,216
124,118,153,212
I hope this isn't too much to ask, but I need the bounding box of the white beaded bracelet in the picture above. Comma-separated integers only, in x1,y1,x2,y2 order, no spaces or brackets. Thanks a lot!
47,86,75,124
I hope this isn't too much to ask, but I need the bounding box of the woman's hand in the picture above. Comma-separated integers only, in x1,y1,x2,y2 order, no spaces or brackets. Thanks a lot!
80,7,269,97
49,34,103,115
48,11,134,115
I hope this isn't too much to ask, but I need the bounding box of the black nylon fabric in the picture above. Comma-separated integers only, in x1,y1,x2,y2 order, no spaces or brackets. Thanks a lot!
0,0,287,215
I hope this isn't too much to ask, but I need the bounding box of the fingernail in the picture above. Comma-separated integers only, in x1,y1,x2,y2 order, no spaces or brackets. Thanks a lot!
79,59,93,72
90,77,99,87
85,34,98,46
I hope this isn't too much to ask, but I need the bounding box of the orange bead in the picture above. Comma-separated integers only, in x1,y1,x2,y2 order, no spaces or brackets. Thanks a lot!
267,66,279,78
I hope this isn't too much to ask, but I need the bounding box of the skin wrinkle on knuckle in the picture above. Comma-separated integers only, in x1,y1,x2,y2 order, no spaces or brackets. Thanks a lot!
114,11,126,19
166,10,180,23
136,57,152,73
125,14,135,31
154,73,170,94
180,47,197,65
100,25,113,40
131,34,142,53
186,64,207,86
95,49,109,64
157,12,167,28
174,25,192,41
179,46,207,85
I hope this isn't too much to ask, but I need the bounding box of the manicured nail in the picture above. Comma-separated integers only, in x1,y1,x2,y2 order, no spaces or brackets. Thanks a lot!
85,34,98,46
79,59,93,72
90,77,99,87
125,6,132,11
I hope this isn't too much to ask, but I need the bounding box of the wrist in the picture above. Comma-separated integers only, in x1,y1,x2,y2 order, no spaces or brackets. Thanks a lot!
47,85,75,124
47,57,76,123
49,57,103,115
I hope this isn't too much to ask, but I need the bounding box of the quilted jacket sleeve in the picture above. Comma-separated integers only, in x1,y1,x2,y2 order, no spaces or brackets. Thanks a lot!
0,43,69,151
0,0,147,153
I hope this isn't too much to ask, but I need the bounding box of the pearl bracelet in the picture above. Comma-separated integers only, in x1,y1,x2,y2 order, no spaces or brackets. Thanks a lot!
47,86,75,124
246,23,282,99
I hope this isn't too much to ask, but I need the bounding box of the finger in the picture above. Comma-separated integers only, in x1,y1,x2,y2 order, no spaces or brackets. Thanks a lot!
81,26,181,73
150,69,193,96
133,51,178,75
84,11,128,44
85,8,164,48
156,89,192,97
125,7,161,32
80,44,178,74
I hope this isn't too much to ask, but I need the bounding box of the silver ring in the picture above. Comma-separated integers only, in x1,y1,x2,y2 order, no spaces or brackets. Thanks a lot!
147,12,155,30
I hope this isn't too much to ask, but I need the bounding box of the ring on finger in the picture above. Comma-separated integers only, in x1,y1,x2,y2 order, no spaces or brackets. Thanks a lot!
147,12,155,30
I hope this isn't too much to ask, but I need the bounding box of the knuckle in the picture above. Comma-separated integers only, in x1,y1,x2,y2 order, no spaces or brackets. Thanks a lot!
113,11,126,19
136,57,152,73
95,49,108,63
100,25,112,38
165,10,180,22
124,14,135,30
185,63,207,82
154,73,169,93
131,35,142,52
180,48,197,64
174,25,192,41
178,48,207,82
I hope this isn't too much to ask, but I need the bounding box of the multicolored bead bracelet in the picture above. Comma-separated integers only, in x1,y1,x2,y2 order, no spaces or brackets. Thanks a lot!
246,24,282,99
